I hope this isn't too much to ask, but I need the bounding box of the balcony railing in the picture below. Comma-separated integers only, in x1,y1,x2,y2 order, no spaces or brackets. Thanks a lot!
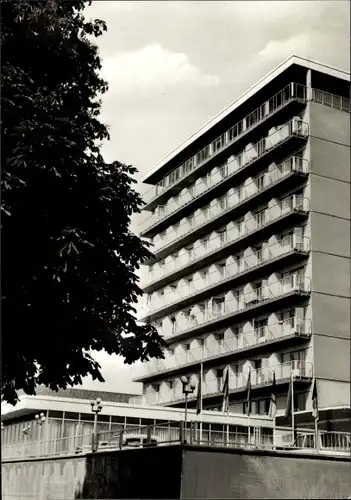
135,360,313,406
152,275,310,339
311,88,350,112
142,87,349,210
147,156,309,263
142,194,309,292
141,120,308,234
146,235,310,315
142,83,307,206
3,422,349,460
137,317,311,380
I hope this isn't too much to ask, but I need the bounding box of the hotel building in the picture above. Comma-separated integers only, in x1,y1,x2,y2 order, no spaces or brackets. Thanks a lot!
133,55,350,419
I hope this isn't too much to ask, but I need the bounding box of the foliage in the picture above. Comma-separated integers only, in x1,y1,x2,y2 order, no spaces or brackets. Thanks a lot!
1,0,165,405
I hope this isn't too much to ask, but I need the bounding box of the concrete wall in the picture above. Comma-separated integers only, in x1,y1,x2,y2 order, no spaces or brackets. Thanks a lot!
308,103,351,402
3,446,350,500
181,447,351,499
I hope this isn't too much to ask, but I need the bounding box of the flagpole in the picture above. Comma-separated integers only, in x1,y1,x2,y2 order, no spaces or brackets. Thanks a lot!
200,362,203,443
291,368,295,445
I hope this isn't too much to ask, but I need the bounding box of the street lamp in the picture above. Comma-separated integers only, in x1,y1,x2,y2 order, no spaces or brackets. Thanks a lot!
180,376,196,439
91,398,103,452
1,422,4,431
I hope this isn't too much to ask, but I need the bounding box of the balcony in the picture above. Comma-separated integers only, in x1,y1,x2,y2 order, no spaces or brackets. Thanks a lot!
144,154,309,268
134,360,313,406
145,235,310,321
135,317,312,383
142,83,308,211
153,275,310,343
142,194,309,296
141,120,309,238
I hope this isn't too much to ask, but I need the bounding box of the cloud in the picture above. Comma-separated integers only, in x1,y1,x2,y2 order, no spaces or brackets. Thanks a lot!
101,43,220,93
257,33,312,62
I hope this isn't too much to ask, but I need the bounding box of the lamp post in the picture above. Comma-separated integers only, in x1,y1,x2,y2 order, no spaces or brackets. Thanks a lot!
91,398,103,452
34,413,46,455
180,376,196,442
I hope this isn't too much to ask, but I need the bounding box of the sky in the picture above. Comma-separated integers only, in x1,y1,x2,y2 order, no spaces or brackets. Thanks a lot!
79,0,350,395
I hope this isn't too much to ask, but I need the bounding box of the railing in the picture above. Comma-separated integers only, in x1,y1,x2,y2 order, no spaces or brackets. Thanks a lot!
141,141,308,236
3,421,349,461
143,192,310,275
311,88,350,112
150,274,310,338
143,83,307,205
135,360,313,406
137,316,311,379
143,120,308,245
146,235,310,314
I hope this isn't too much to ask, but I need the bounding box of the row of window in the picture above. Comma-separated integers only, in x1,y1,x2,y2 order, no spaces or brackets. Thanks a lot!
152,170,304,248
147,348,307,393
147,225,303,307
153,266,306,333
152,84,304,197
152,150,305,233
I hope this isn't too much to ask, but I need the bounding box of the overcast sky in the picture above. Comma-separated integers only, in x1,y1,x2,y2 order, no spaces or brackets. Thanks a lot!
80,0,350,395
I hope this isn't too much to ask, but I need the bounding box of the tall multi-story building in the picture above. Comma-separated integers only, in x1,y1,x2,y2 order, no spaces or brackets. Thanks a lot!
133,55,350,420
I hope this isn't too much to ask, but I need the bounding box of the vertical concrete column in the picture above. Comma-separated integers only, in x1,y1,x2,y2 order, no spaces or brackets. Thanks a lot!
306,68,312,101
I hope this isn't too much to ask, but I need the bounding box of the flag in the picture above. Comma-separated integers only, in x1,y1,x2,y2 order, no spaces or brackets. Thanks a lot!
221,368,229,413
312,378,319,421
196,365,203,415
285,371,293,418
246,369,252,416
268,370,277,419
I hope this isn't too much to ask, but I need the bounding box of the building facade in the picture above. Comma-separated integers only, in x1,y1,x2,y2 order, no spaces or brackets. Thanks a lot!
133,56,350,418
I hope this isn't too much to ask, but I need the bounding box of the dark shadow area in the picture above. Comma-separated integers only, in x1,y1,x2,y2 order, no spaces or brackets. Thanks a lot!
74,446,183,499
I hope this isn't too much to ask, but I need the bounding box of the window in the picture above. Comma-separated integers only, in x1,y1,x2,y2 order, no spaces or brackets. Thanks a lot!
280,309,295,327
228,121,243,142
185,343,191,352
169,168,180,186
216,368,224,390
173,222,180,237
218,195,227,211
202,204,210,219
212,133,226,153
218,262,226,278
255,318,268,338
202,237,210,250
257,398,270,415
235,216,244,234
196,145,210,165
188,215,195,229
218,229,227,245
186,245,194,260
233,325,242,338
187,277,194,293
219,163,228,178
202,269,209,285
203,173,212,188
212,297,225,315
255,169,268,191
233,363,242,377
253,244,263,264
154,384,160,393
188,185,195,199
182,157,194,176
171,316,176,334
280,230,294,247
254,208,266,228
166,381,174,390
215,332,225,348
171,252,179,264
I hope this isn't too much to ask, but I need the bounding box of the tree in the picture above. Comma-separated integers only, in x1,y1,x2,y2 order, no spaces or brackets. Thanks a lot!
1,0,165,405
